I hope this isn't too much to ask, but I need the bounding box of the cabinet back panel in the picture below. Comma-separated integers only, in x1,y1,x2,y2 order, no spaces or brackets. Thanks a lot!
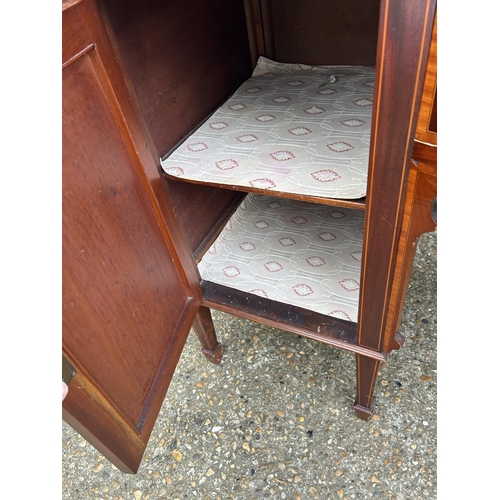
265,0,380,66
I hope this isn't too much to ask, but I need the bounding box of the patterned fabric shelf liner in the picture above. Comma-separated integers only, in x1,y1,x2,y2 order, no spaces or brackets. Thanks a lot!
161,57,375,200
198,194,364,323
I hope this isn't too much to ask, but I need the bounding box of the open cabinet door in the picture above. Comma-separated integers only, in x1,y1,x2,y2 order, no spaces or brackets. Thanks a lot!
62,0,201,473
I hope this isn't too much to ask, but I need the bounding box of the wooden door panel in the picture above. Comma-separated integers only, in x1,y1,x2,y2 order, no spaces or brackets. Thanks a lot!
62,0,200,473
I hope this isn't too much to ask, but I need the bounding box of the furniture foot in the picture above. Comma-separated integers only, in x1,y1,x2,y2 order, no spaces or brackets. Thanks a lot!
354,354,380,420
202,343,223,364
393,331,405,348
387,331,406,352
354,397,376,420
193,306,223,364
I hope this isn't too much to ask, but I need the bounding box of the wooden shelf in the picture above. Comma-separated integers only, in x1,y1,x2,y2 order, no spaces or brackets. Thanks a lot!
198,193,365,322
161,58,374,207
201,281,386,361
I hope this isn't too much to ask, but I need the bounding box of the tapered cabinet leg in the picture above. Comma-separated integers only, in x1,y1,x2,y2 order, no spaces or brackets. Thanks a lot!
192,306,223,364
354,354,380,420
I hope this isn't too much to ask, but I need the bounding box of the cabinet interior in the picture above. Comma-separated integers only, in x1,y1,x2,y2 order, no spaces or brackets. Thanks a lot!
98,0,382,327
62,0,436,473
99,0,380,252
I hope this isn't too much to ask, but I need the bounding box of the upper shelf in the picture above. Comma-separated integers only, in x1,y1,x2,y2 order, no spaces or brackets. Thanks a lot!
161,57,374,209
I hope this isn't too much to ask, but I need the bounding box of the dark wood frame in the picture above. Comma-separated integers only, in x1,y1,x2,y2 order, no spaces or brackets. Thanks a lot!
63,0,437,473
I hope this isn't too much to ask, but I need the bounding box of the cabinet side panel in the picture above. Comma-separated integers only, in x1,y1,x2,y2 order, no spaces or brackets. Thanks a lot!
98,0,252,253
415,12,437,145
99,0,252,157
358,0,436,351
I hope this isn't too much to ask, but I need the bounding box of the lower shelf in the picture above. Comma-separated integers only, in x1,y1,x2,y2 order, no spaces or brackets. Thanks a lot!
201,281,385,361
198,193,365,322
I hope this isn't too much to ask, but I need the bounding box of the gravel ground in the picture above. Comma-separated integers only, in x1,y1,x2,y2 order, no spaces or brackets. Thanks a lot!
62,231,437,500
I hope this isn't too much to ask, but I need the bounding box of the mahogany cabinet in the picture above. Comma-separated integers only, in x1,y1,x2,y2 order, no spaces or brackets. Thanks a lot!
62,0,437,473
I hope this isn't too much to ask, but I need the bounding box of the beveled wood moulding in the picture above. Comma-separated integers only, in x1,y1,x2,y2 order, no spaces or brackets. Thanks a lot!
201,281,387,362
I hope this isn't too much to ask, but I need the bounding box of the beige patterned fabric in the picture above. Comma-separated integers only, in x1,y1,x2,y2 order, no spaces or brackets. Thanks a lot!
161,57,375,200
198,194,364,322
